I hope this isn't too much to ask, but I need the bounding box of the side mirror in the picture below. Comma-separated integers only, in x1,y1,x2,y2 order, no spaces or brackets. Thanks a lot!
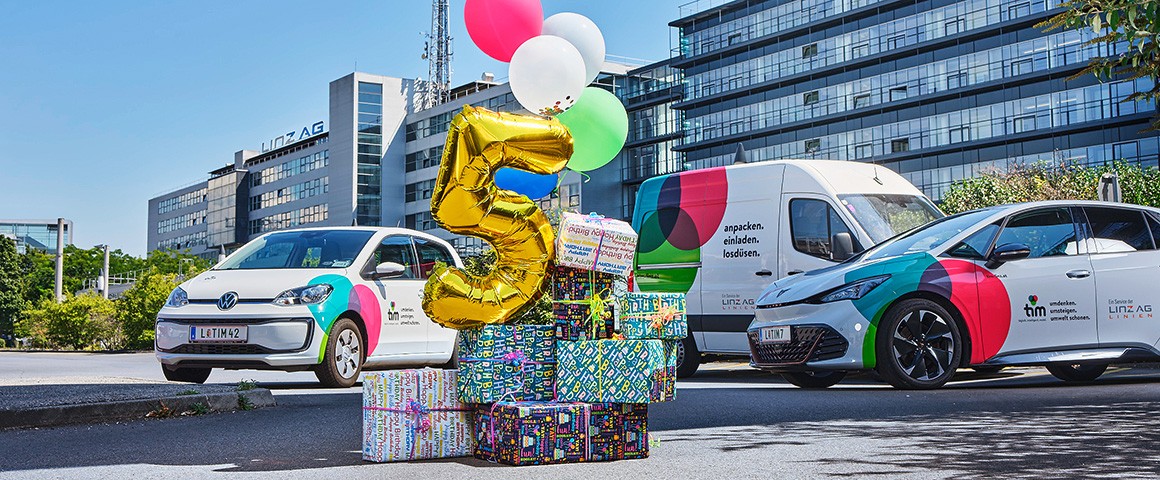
985,243,1031,269
831,232,854,261
371,262,407,279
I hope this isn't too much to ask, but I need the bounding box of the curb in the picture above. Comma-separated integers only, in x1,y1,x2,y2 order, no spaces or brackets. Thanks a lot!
0,388,277,430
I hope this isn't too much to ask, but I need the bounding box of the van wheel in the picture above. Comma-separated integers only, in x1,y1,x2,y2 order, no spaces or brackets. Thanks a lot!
875,298,961,390
675,333,701,378
1046,363,1107,382
162,365,211,384
782,370,846,389
315,318,364,388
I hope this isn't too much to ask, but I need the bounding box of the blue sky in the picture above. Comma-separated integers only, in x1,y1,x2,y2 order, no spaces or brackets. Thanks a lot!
0,1,681,256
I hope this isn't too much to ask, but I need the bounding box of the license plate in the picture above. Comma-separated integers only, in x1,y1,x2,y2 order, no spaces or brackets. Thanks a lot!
760,326,791,343
190,325,248,343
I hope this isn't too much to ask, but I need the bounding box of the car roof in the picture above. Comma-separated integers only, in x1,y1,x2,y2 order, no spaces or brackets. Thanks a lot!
980,200,1160,215
256,226,453,245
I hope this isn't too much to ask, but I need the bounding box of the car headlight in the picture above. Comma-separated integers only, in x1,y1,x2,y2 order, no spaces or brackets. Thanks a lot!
818,275,890,303
273,284,334,306
165,287,188,308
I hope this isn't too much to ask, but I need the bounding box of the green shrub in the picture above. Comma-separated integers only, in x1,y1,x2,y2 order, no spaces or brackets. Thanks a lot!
940,161,1160,214
15,294,120,350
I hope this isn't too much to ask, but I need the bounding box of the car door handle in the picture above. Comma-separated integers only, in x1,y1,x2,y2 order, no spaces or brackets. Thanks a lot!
787,270,804,276
1065,269,1091,279
755,269,773,277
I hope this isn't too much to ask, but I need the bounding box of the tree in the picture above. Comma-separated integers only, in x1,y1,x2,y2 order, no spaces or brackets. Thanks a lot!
0,237,25,337
1039,0,1160,128
940,161,1160,214
16,294,120,350
116,271,181,349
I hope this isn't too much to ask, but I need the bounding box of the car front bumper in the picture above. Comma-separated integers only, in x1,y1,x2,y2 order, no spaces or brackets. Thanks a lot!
154,304,325,370
747,301,870,371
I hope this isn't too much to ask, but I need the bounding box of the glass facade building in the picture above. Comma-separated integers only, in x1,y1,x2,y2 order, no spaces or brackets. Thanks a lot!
0,219,73,254
669,0,1160,200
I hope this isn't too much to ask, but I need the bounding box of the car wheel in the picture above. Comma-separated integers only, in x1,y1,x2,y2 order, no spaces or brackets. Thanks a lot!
1046,363,1107,382
162,365,211,384
971,365,1005,374
675,333,701,378
315,318,364,388
875,298,962,390
781,370,846,389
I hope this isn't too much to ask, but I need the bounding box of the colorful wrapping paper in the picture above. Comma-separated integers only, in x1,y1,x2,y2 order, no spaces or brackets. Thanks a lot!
556,212,638,276
362,369,474,462
457,324,556,403
556,339,671,403
653,341,678,402
618,292,688,340
473,401,650,465
553,266,617,341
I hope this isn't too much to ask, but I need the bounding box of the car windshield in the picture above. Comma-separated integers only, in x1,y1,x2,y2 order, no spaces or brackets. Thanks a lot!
216,230,375,270
837,194,943,244
861,208,999,261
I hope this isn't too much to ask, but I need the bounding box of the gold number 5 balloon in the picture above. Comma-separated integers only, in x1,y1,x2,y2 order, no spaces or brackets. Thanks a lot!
423,106,573,329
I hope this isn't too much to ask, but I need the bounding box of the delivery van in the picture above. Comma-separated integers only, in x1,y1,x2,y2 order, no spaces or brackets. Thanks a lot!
631,160,944,377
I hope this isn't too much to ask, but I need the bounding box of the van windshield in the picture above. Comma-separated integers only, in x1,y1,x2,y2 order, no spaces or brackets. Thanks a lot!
837,194,943,244
216,230,375,270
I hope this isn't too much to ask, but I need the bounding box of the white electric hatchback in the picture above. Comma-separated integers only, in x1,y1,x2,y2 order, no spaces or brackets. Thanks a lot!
155,227,462,387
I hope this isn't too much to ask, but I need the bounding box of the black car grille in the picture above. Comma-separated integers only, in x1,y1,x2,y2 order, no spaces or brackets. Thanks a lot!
748,325,848,366
169,344,277,355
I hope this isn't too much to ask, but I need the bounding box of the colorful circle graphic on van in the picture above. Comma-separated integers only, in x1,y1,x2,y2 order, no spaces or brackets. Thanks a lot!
634,168,729,292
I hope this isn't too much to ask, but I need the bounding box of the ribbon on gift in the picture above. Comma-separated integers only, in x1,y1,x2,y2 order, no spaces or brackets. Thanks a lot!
621,304,681,334
586,213,609,269
460,349,554,400
363,374,471,459
553,267,615,340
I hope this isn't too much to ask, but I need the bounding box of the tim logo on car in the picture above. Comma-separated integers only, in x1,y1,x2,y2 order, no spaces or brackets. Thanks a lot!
1023,295,1046,319
385,301,401,325
1108,298,1153,319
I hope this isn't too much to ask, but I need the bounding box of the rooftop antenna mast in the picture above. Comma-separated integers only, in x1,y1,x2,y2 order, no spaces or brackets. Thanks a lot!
421,0,453,110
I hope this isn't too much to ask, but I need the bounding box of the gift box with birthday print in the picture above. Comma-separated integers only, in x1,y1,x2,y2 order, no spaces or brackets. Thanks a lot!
555,212,638,277
473,401,649,465
362,368,474,462
457,324,556,403
552,265,617,341
617,292,687,340
555,339,672,403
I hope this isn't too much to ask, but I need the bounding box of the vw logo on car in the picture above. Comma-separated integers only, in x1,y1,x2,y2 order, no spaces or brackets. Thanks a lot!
216,292,238,310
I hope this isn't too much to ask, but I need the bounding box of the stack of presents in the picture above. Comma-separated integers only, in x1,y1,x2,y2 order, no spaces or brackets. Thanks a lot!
362,213,687,465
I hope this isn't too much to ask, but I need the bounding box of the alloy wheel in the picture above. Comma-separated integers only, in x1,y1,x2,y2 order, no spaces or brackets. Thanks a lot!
335,329,361,379
891,309,955,381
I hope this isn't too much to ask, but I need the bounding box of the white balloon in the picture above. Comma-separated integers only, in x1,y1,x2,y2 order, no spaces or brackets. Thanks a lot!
542,13,606,85
509,35,587,116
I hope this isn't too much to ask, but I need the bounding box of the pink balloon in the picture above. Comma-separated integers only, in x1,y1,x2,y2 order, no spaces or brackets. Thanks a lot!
465,0,543,62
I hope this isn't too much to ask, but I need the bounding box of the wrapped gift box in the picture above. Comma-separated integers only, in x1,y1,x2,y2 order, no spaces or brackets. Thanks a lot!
363,369,474,462
556,212,638,277
473,401,649,465
589,403,650,461
457,324,556,403
555,339,671,403
652,341,678,402
553,266,617,341
617,292,688,340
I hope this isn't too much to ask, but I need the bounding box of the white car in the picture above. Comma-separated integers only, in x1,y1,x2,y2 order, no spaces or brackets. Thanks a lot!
155,227,462,387
748,200,1160,389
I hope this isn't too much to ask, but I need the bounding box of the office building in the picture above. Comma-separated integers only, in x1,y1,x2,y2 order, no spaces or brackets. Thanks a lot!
0,219,73,254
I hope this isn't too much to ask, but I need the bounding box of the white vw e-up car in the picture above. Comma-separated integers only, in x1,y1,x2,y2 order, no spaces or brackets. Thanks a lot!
155,227,462,387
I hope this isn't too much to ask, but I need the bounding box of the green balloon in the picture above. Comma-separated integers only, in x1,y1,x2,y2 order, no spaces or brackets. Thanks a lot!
556,86,628,172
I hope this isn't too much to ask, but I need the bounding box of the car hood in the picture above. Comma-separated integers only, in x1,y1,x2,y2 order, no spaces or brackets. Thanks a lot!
755,252,929,305
180,268,349,301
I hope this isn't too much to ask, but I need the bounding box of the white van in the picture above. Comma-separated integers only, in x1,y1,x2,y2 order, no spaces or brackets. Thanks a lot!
630,160,943,376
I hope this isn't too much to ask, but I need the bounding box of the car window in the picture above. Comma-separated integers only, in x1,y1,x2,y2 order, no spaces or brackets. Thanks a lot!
789,198,862,261
414,237,455,279
217,230,374,270
944,222,1001,259
1148,213,1160,247
1082,207,1154,253
994,208,1078,258
372,236,419,279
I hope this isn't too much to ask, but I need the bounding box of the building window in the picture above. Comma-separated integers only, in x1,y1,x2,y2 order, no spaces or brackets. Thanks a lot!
886,35,906,51
949,126,971,143
889,86,908,102
850,42,870,58
1013,115,1037,133
802,43,818,59
803,91,820,105
1010,58,1033,76
944,18,965,36
852,93,872,109
1008,2,1032,19
804,138,821,153
854,143,874,159
947,71,968,90
891,138,910,153
727,33,743,45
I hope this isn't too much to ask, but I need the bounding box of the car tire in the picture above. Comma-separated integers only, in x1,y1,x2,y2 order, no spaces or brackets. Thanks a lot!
781,370,846,389
1046,363,1107,382
875,298,962,390
315,318,364,388
162,365,211,384
675,333,701,378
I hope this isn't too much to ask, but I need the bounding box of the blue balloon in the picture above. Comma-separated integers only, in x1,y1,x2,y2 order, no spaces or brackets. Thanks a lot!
495,168,558,199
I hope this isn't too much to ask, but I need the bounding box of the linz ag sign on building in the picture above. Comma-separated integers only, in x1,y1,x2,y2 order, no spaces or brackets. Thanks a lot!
262,121,325,152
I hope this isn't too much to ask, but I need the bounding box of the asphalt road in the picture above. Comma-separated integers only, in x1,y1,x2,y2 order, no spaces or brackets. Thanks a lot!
3,353,1160,479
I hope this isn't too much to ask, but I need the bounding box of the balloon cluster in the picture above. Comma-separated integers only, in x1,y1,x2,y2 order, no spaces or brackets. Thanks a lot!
465,0,629,198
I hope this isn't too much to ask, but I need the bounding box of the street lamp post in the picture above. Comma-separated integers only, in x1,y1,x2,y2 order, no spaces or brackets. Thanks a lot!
96,244,110,299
